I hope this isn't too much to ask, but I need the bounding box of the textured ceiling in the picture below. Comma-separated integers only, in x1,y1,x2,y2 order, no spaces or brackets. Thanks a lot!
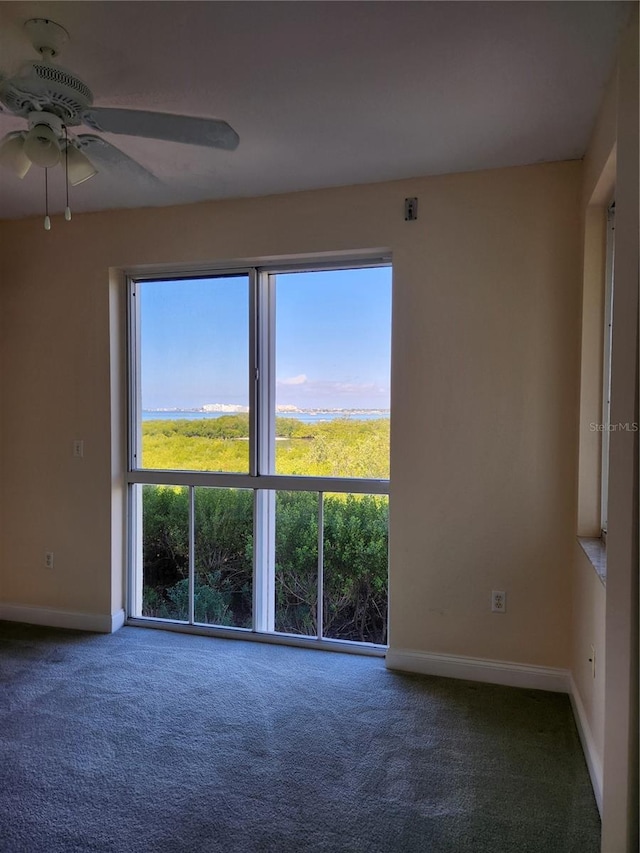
0,1,632,220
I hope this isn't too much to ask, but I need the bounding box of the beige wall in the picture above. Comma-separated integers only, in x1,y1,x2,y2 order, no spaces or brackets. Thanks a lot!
600,10,639,851
573,8,639,851
0,160,583,668
389,165,582,666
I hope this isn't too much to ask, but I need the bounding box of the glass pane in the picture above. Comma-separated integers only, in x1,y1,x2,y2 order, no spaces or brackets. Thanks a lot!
194,488,253,628
275,491,318,636
138,275,250,472
141,485,189,621
322,493,388,644
274,267,391,478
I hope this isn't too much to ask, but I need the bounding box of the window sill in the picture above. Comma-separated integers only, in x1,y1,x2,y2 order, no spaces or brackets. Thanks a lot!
577,537,607,587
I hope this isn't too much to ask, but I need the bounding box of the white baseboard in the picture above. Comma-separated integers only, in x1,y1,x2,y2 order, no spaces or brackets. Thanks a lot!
110,608,126,632
385,648,571,694
0,603,126,634
568,674,603,815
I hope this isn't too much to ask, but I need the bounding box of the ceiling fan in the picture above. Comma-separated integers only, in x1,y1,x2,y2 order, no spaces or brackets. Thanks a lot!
0,18,239,225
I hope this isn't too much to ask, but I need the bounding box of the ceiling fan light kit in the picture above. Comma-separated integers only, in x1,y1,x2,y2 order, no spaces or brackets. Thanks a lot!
65,143,97,186
0,132,31,179
0,17,240,229
24,112,63,168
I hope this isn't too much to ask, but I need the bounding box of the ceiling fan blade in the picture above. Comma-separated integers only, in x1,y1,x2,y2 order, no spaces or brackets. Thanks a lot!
80,108,239,151
75,134,161,185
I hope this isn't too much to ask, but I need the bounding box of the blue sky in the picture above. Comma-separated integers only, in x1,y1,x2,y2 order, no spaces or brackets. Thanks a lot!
140,267,391,410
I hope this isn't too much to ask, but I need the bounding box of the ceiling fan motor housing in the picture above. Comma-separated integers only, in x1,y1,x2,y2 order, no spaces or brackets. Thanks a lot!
0,61,93,125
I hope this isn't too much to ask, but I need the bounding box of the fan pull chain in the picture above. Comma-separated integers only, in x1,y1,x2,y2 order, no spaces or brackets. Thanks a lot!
64,127,71,221
44,168,51,231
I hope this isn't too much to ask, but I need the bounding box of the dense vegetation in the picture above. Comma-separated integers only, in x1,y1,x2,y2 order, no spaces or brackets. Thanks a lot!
142,414,389,479
141,416,389,644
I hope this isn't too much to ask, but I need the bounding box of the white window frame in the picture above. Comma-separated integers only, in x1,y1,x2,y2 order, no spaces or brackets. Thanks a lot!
601,202,615,540
126,256,391,653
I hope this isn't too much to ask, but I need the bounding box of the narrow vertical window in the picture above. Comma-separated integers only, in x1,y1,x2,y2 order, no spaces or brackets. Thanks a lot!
601,202,615,539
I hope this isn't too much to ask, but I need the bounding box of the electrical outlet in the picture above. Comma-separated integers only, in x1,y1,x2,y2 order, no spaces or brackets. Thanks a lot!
491,590,506,613
73,439,84,458
45,552,54,569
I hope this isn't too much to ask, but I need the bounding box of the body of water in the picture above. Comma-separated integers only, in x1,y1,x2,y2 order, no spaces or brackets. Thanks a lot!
142,410,389,424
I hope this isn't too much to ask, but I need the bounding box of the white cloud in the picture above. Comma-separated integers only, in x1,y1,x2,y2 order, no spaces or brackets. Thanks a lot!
278,376,385,395
277,374,308,386
276,375,389,408
322,381,382,395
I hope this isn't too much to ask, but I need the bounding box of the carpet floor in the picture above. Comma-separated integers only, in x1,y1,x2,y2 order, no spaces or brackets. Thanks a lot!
0,622,600,853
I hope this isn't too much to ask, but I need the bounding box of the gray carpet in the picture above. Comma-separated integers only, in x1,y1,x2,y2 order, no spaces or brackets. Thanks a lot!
0,622,600,853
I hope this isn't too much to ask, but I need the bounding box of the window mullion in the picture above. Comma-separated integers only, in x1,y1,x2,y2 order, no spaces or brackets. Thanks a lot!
188,486,195,625
317,492,324,640
253,273,276,631
128,484,143,618
256,271,276,476
249,269,259,478
253,490,275,632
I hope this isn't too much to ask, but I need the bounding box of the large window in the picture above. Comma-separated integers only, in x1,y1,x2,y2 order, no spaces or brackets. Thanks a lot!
128,260,391,648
